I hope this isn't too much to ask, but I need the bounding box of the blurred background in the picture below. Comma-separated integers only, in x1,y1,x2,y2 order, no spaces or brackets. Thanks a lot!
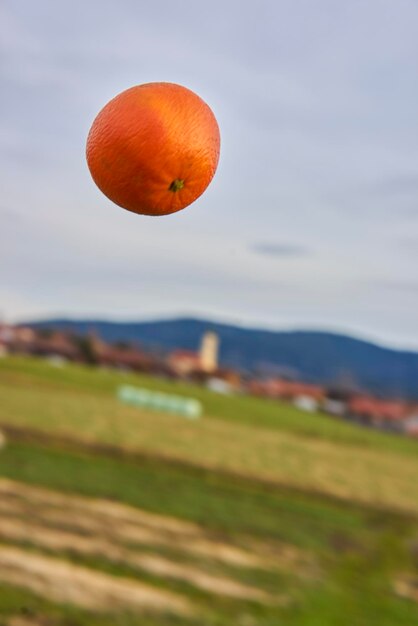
0,2,417,625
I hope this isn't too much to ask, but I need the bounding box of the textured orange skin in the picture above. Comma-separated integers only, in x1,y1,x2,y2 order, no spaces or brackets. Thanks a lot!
86,82,220,216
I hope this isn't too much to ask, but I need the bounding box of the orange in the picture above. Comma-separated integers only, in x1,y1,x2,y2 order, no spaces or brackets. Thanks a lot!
86,82,220,216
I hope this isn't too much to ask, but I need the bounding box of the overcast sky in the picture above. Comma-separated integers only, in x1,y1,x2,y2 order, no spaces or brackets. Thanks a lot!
1,0,418,349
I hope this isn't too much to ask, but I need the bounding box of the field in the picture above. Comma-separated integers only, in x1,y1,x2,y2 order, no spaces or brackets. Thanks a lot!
0,355,417,626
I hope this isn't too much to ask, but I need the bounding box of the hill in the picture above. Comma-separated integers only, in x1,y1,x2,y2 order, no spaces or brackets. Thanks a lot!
0,355,417,626
24,317,418,398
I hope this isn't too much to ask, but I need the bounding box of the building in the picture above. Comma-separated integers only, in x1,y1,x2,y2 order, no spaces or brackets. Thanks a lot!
199,331,219,373
83,330,154,372
403,414,418,437
247,378,324,402
167,331,220,378
8,327,79,361
168,349,201,377
347,395,409,430
97,345,153,372
0,324,13,356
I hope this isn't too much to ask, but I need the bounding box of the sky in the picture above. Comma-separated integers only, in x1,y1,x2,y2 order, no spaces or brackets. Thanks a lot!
1,0,418,349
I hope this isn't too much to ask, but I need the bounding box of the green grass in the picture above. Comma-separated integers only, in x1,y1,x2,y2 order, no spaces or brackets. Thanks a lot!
0,355,417,625
0,440,376,550
0,356,417,514
0,583,194,626
0,439,417,626
1,355,417,453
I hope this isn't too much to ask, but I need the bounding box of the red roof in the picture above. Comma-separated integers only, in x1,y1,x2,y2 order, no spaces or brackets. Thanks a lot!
348,396,408,421
170,349,199,360
248,378,324,400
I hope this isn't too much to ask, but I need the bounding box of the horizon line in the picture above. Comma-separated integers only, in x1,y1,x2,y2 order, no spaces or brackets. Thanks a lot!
10,311,418,355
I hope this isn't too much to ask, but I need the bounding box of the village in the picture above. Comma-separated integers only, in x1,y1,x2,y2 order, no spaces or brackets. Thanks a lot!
1,323,417,439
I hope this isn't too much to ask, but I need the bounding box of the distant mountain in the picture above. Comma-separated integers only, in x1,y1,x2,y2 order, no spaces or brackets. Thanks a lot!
24,317,418,399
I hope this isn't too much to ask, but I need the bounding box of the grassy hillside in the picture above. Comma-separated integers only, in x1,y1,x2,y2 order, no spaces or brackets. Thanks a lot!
0,356,417,514
0,439,417,626
2,355,416,452
0,355,417,625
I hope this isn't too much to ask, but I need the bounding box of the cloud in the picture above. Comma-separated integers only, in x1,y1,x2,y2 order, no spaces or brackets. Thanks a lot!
399,236,418,252
327,171,418,218
0,205,20,220
252,242,312,258
373,279,418,294
2,0,418,348
374,175,418,196
352,174,418,201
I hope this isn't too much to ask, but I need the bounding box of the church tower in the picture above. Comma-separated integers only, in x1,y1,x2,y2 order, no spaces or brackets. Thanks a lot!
199,331,219,373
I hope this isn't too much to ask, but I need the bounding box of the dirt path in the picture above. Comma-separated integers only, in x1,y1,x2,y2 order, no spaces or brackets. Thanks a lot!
0,545,193,615
0,516,271,602
394,575,418,603
7,618,49,626
0,479,264,568
6,617,56,626
0,479,287,605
